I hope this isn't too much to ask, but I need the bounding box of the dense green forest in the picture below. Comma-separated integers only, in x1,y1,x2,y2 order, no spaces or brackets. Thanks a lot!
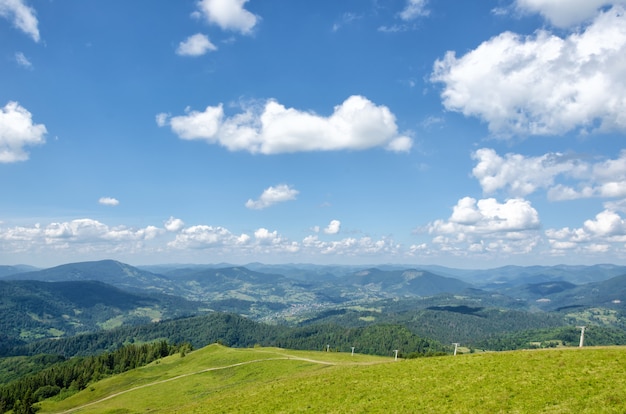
472,325,626,351
2,313,447,359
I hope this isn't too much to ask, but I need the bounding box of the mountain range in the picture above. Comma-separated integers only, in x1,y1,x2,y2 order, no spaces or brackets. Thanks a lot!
2,259,626,349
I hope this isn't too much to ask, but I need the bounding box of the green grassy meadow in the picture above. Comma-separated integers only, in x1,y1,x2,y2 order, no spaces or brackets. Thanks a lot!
37,345,626,413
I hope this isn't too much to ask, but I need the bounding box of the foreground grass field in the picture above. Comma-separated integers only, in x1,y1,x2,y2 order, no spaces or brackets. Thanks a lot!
37,344,626,413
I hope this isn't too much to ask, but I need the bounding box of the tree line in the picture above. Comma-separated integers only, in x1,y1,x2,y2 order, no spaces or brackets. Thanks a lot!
472,325,626,351
0,313,448,412
0,340,188,413
2,313,447,359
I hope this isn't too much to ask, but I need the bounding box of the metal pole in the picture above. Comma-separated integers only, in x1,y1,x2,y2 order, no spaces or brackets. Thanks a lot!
577,326,586,348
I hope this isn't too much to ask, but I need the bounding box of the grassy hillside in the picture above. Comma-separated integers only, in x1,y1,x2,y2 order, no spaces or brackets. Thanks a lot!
36,345,626,413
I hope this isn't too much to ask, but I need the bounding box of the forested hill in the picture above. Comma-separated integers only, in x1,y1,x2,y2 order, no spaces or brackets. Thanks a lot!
4,260,175,294
0,265,38,278
3,259,626,355
2,312,447,359
0,279,207,345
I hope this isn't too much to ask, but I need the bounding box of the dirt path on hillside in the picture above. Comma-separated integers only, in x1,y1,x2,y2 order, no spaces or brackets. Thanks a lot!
53,352,378,414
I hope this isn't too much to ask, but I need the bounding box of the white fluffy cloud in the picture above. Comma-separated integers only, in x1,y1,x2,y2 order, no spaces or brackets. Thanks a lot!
98,197,119,206
550,150,626,200
400,0,429,20
473,148,626,201
0,219,161,254
583,209,626,238
472,148,584,196
157,95,412,154
430,197,540,234
0,0,40,42
0,215,409,264
515,0,626,27
168,225,245,249
164,217,185,232
176,33,217,56
246,184,299,209
302,234,400,257
432,6,626,137
195,0,258,34
0,101,47,163
423,197,542,257
167,225,298,253
323,220,341,235
546,206,626,256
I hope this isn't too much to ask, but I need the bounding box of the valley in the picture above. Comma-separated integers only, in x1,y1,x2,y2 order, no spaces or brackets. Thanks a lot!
2,259,626,412
2,259,626,351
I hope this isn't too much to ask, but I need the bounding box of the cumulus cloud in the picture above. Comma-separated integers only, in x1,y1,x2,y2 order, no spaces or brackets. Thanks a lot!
432,6,626,137
323,220,341,235
472,148,585,196
171,226,299,254
0,215,411,264
583,209,626,238
98,197,119,206
15,52,32,68
546,206,626,256
195,0,258,35
168,225,244,249
424,197,541,256
0,0,40,42
515,0,626,27
157,95,412,154
473,148,626,201
164,216,185,232
431,197,541,234
0,101,47,163
399,0,429,20
549,150,626,200
302,234,400,257
0,219,161,255
176,33,217,56
254,227,281,242
246,184,299,209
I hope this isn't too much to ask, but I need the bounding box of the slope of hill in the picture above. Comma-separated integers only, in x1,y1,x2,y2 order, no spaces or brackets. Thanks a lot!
491,273,626,315
343,268,471,297
464,264,626,287
3,311,446,359
35,344,626,414
550,273,626,309
0,280,207,346
3,259,176,294
163,266,319,303
500,280,579,302
0,265,39,278
295,298,570,345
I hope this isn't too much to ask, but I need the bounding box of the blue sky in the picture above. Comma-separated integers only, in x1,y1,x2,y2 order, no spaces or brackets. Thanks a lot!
2,0,626,268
